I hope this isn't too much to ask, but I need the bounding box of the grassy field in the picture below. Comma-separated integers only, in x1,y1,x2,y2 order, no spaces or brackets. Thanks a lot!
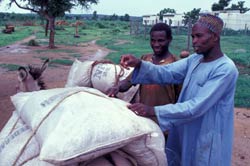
0,21,249,107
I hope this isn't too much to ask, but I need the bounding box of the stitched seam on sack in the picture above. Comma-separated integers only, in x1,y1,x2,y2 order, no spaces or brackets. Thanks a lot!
47,133,148,162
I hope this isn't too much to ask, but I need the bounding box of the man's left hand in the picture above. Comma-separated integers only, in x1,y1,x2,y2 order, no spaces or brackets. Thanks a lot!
127,103,155,117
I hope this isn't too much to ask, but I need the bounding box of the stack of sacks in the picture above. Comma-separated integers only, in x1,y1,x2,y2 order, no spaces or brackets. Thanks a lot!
0,113,52,165
65,59,138,103
0,87,167,165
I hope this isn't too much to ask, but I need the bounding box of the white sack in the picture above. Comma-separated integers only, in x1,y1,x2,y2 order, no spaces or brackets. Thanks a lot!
90,63,133,94
0,125,40,166
11,87,167,166
80,150,135,166
11,87,94,146
0,91,33,142
0,111,25,142
64,59,137,102
22,157,55,166
122,124,166,166
65,59,94,88
65,59,133,93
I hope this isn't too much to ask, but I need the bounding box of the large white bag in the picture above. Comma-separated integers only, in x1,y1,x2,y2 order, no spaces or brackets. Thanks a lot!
0,109,40,166
0,111,25,142
90,61,132,94
10,87,167,165
65,59,134,94
22,157,55,166
0,92,32,142
65,59,94,88
0,124,40,166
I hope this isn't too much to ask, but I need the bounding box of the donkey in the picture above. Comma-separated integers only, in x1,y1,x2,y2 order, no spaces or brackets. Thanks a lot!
16,59,49,92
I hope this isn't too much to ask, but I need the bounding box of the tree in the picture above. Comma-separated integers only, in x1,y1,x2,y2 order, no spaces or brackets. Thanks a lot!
120,14,130,21
212,0,250,13
228,1,250,13
120,16,124,21
92,10,98,20
212,0,231,11
5,0,98,48
158,8,176,21
109,13,118,21
183,8,201,26
236,1,250,13
212,3,224,11
124,13,130,22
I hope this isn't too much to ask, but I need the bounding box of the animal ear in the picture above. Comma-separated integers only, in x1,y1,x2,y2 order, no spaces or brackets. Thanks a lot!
40,59,49,73
28,65,34,73
18,67,28,81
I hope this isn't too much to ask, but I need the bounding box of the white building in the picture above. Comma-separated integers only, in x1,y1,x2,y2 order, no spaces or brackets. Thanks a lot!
142,15,159,25
142,13,185,27
142,10,250,30
216,11,250,30
162,13,185,27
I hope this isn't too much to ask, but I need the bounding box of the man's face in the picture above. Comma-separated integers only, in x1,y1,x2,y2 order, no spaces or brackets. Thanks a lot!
150,31,170,56
191,24,216,55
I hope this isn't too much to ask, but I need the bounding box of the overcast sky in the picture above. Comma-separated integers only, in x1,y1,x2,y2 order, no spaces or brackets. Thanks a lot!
0,0,249,16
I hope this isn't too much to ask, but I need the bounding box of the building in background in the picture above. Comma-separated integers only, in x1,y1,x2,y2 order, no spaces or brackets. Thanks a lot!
162,13,185,27
142,10,249,30
142,15,159,25
142,13,185,27
213,10,250,30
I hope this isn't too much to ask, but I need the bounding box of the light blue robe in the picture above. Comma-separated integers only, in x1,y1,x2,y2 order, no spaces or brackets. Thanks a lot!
131,54,238,166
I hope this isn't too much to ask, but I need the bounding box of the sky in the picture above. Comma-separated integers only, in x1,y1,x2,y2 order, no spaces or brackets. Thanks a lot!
0,0,249,16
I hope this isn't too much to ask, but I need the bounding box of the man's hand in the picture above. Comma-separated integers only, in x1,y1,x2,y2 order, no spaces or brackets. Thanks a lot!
127,103,155,117
107,85,119,97
120,54,141,69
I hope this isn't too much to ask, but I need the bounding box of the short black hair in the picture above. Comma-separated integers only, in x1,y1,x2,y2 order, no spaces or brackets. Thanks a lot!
150,23,172,40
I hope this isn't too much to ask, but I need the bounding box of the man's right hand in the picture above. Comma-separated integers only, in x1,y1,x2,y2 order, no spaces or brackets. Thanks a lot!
107,85,119,97
120,54,141,69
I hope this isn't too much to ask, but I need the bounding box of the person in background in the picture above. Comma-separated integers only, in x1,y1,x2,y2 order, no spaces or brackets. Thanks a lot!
118,14,238,166
108,23,181,124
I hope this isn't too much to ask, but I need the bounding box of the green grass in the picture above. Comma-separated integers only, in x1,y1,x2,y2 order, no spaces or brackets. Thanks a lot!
228,52,250,67
0,64,21,71
221,35,250,67
39,56,50,61
68,53,82,58
235,75,250,108
35,48,76,54
34,22,129,46
35,27,96,46
97,36,152,63
0,26,37,47
50,59,74,66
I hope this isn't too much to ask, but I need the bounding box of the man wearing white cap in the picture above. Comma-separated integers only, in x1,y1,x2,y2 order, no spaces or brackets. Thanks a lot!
118,14,239,166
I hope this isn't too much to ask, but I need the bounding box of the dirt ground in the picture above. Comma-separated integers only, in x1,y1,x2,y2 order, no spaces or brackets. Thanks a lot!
0,37,249,165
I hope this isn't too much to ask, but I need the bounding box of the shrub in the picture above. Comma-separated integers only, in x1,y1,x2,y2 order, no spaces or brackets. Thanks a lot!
27,39,39,46
95,22,106,29
22,21,36,26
